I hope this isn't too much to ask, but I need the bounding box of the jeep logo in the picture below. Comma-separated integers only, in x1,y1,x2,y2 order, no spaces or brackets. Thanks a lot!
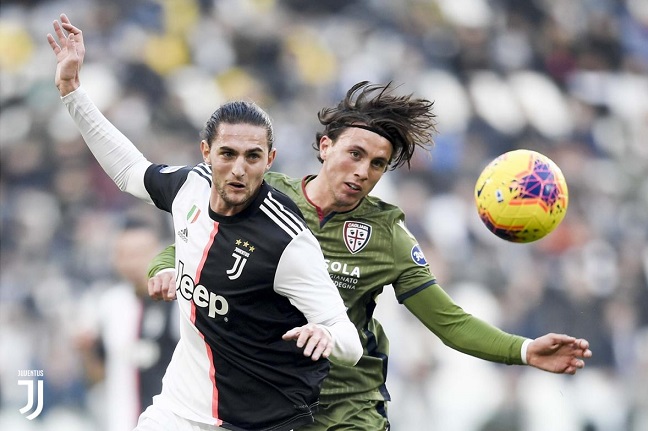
177,261,229,318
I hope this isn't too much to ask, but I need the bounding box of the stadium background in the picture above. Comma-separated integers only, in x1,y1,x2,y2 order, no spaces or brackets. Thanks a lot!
1,0,647,430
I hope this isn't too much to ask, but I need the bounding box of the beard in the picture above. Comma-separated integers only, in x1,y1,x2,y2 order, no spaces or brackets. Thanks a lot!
218,184,252,207
210,176,264,215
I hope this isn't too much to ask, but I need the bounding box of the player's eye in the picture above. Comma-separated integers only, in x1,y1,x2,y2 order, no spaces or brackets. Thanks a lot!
372,160,387,169
245,154,264,164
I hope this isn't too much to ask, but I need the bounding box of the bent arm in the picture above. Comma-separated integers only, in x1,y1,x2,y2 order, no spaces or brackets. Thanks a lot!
276,231,362,366
404,284,528,365
314,315,362,367
62,87,152,201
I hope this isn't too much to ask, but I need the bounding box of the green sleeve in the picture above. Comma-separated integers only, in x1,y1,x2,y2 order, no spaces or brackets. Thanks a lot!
403,285,527,365
147,244,176,278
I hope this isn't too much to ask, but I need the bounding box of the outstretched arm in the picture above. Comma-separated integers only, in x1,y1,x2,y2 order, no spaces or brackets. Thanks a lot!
47,14,152,200
404,285,591,374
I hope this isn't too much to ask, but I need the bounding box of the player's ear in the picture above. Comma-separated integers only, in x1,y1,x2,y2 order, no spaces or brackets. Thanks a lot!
200,140,211,165
266,148,276,171
319,135,332,161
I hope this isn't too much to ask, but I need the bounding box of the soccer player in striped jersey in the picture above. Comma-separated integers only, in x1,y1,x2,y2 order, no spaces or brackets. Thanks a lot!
48,15,362,431
149,80,594,431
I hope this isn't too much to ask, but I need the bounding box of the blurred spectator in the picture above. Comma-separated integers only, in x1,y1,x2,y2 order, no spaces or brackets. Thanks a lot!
75,220,178,431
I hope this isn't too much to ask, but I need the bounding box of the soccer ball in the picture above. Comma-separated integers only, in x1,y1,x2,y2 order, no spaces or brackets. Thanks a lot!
474,149,568,243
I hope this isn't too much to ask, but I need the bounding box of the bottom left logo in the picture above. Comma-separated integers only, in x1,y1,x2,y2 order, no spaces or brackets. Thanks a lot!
18,370,44,420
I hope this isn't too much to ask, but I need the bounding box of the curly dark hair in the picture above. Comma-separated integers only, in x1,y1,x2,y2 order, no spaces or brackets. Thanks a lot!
313,81,437,170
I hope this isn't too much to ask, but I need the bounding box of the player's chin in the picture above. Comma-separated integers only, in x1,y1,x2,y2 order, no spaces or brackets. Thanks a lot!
224,191,251,205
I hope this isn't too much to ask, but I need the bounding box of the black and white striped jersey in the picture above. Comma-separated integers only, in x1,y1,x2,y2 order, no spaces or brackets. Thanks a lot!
62,87,359,430
143,163,346,431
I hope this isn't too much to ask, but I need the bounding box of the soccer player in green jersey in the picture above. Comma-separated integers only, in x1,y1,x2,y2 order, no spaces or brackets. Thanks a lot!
148,81,592,430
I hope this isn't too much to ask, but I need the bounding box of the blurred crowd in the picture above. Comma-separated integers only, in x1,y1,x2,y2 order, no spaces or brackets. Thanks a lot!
1,0,647,430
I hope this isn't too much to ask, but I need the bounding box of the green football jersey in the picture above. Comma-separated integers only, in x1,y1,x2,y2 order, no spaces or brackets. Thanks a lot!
265,172,436,401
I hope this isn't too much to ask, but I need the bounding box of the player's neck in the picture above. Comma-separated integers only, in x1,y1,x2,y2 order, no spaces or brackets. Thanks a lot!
304,175,359,216
304,176,334,216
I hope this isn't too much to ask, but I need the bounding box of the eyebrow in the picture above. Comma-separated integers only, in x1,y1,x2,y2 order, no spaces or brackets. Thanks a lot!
217,145,265,154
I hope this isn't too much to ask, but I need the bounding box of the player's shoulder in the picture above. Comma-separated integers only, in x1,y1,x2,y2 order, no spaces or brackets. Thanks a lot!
361,194,404,221
158,162,213,183
167,163,215,190
146,163,200,186
186,163,216,187
257,187,310,242
265,183,303,217
264,171,301,194
148,163,192,176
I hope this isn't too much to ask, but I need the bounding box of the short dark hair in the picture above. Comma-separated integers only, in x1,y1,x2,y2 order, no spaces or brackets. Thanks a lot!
314,81,437,170
201,100,274,149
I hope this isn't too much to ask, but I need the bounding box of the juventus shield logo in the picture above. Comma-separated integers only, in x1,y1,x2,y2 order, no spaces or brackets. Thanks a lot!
18,379,44,420
227,240,254,280
226,249,248,280
343,221,372,254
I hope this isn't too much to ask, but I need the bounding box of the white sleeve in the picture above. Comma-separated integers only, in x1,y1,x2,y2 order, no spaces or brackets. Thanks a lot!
61,87,153,202
520,338,531,365
275,230,362,366
316,320,363,366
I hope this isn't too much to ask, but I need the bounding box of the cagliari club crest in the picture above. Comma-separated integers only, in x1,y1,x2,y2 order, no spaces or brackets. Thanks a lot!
343,221,372,254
